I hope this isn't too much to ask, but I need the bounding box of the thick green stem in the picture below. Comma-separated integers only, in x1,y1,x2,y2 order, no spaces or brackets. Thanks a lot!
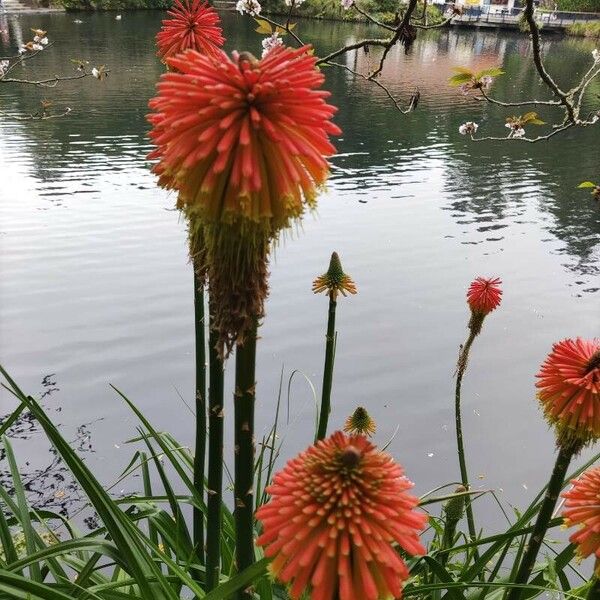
455,329,479,560
206,308,224,592
192,263,206,567
506,442,577,600
587,575,600,600
440,519,458,571
316,295,337,441
435,488,466,600
234,323,258,600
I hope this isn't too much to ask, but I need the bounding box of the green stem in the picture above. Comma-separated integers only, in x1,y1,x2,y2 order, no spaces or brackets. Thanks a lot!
316,294,337,441
192,263,206,567
206,308,224,592
440,519,459,568
455,329,479,561
234,323,258,600
587,575,600,600
505,442,577,600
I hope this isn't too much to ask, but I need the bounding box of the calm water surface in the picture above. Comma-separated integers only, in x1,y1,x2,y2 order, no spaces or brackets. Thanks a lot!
1,11,599,540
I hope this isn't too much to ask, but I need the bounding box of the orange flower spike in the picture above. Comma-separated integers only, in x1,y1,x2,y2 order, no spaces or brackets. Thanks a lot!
156,0,224,60
536,338,600,446
467,276,502,316
562,466,600,574
148,46,340,228
464,276,502,336
256,432,427,600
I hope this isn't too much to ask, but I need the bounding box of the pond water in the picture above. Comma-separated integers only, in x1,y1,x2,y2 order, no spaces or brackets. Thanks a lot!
0,10,599,540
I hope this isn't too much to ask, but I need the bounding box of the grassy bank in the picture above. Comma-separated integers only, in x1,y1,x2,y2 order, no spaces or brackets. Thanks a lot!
54,0,443,22
56,0,169,9
555,0,600,11
261,0,443,25
567,20,600,36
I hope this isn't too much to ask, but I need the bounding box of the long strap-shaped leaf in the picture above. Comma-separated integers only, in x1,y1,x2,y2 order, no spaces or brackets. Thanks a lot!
0,462,69,584
6,539,123,574
2,436,42,582
0,570,84,599
0,365,178,600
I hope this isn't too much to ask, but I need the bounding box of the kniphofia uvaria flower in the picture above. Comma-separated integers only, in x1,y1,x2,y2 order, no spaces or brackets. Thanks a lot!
536,338,600,447
256,431,426,600
156,0,224,60
148,45,340,353
562,466,600,575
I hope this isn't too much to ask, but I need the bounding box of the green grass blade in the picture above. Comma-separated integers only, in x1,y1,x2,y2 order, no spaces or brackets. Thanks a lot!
0,571,79,600
2,436,42,582
202,557,269,600
0,401,26,437
140,451,159,547
137,429,194,555
0,505,19,569
0,366,178,600
7,539,122,574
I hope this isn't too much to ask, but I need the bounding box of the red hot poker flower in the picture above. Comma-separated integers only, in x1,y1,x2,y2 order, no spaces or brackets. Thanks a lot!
156,0,224,60
562,466,600,572
147,46,340,229
256,431,427,600
536,338,600,445
466,276,502,316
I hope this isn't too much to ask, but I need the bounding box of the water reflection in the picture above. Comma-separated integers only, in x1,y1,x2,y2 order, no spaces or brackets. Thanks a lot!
1,15,599,277
0,374,94,517
0,12,598,521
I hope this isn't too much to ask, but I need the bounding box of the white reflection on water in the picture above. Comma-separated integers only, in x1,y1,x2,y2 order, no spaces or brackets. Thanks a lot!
0,12,599,552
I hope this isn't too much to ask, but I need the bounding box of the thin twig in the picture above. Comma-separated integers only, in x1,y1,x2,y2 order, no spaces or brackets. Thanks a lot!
475,89,560,107
0,71,98,88
0,107,72,120
259,15,305,47
369,0,419,80
328,60,418,114
352,5,395,31
412,16,455,30
316,38,390,66
470,122,575,143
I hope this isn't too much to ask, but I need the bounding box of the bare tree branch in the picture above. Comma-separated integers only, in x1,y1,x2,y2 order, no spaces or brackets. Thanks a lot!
475,88,560,108
470,122,575,142
0,71,100,87
316,38,390,66
351,5,395,31
329,60,419,114
523,0,575,122
369,0,419,80
412,15,455,30
0,107,72,121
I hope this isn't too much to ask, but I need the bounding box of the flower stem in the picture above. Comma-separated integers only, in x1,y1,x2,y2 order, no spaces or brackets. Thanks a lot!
234,322,258,600
454,329,480,560
192,262,206,567
506,442,577,600
440,490,465,568
316,294,337,441
206,306,224,592
588,577,600,600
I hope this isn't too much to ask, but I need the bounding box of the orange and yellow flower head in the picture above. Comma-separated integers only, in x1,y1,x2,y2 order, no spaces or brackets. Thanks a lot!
148,45,339,229
156,0,224,61
256,431,427,600
562,466,600,574
536,338,600,447
148,46,340,353
466,276,502,316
